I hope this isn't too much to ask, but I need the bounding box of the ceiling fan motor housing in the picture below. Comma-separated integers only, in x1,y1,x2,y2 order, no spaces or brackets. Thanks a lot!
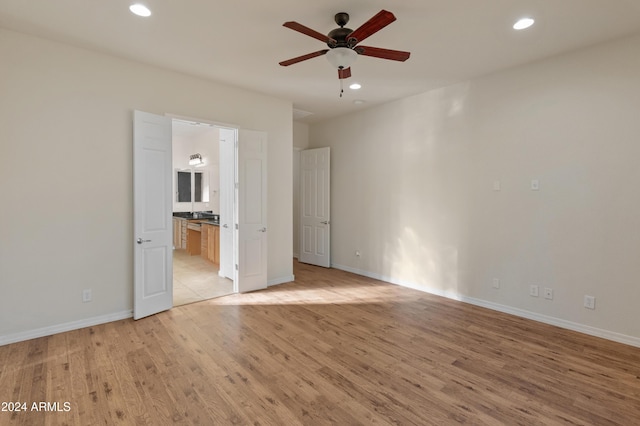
327,12,354,48
327,27,353,48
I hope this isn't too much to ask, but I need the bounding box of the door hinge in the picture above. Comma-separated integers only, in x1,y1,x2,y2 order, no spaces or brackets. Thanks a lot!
235,223,239,230
235,182,239,189
235,264,239,271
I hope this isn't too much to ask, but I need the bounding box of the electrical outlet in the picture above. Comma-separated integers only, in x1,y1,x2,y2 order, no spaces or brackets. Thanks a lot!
492,278,500,289
493,180,501,191
82,289,92,303
355,250,361,257
529,285,539,297
531,179,540,191
584,295,596,310
543,287,553,300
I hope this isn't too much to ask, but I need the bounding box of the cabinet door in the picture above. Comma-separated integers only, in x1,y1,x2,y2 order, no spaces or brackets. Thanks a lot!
186,228,201,256
200,224,208,259
180,220,187,249
207,226,215,264
213,226,220,266
173,218,179,248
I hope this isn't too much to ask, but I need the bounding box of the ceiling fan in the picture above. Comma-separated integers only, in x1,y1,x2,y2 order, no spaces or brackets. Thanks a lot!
279,10,411,81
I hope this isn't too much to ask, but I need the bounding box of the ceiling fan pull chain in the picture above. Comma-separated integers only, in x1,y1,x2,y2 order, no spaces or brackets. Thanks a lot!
340,78,344,97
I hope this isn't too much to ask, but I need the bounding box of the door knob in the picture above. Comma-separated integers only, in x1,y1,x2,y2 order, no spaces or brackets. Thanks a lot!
223,224,229,228
320,220,330,225
136,238,151,244
258,227,267,232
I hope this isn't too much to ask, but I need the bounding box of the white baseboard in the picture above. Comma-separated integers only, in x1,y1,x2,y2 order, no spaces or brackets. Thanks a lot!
268,274,295,287
1,273,293,346
331,263,640,349
0,310,133,347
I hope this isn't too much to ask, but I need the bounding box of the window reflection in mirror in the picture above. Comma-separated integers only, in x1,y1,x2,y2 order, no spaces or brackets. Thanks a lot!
177,170,191,202
176,169,209,203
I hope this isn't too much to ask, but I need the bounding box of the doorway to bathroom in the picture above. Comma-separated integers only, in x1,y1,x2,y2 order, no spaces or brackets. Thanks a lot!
171,118,234,306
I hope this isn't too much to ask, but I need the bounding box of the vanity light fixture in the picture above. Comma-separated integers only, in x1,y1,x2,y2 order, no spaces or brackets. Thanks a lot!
129,3,151,17
189,153,204,166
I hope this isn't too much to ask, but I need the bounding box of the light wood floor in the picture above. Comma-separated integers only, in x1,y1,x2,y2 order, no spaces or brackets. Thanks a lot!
173,249,234,307
1,261,640,425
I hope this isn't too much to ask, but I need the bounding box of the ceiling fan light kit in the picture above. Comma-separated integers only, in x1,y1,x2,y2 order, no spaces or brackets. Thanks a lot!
279,9,411,90
325,47,358,70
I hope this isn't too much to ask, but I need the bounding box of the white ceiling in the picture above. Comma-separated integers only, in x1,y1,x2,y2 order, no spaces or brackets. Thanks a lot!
2,0,640,123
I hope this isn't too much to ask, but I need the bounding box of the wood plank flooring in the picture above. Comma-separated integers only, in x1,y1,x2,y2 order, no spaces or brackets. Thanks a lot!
1,260,640,425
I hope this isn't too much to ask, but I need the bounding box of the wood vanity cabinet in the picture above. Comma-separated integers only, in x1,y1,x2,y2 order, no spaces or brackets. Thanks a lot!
173,217,187,249
210,225,220,266
180,220,187,248
201,225,208,258
186,222,201,256
200,223,220,266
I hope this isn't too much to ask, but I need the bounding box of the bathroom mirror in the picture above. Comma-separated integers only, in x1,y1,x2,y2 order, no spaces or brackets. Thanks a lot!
175,169,209,203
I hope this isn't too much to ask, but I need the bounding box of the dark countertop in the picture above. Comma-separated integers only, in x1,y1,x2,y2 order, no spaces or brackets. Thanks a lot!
199,220,219,226
173,212,219,225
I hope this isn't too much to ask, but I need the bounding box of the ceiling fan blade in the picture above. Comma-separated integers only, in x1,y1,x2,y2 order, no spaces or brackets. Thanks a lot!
347,10,396,45
279,50,329,66
356,46,410,62
283,21,336,44
338,67,352,79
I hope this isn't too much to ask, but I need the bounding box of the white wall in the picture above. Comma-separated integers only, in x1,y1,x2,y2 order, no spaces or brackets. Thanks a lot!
0,28,293,343
172,122,220,213
309,33,640,345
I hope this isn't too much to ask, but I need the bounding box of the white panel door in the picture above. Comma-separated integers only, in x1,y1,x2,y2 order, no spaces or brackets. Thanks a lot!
236,129,267,293
133,110,173,320
299,147,330,267
219,128,235,280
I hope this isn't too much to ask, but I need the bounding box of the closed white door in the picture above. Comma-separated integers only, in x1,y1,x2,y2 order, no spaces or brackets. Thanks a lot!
133,110,173,320
299,147,330,267
236,129,268,293
219,128,235,280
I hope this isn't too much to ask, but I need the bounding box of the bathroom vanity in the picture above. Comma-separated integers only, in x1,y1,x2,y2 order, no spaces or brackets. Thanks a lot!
172,212,220,265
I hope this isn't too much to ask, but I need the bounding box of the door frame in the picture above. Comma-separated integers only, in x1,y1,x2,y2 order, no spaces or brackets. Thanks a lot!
132,110,268,319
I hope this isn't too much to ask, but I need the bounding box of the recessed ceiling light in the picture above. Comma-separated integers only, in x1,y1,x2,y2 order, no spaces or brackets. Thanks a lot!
353,100,366,105
129,4,151,17
513,17,534,30
349,83,362,90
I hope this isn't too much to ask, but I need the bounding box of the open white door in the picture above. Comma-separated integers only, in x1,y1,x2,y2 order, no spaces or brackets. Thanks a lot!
219,128,235,280
133,110,173,320
299,147,331,267
236,129,268,293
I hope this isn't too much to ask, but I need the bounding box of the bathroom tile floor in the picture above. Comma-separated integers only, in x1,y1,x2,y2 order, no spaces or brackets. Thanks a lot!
173,249,234,307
